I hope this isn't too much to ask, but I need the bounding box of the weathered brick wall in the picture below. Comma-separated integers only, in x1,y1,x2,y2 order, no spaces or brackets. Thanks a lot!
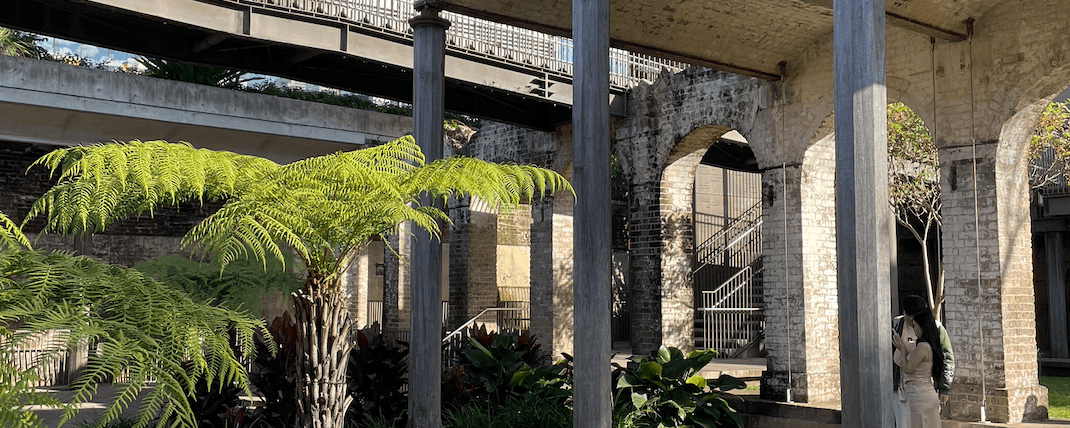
529,194,575,358
760,165,806,401
617,67,767,356
798,134,840,403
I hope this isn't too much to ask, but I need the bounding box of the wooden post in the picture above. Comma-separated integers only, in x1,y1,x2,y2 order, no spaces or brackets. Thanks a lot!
572,0,612,427
409,4,449,428
833,0,893,426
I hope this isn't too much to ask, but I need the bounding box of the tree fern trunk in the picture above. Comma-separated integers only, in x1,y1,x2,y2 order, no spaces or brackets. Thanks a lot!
294,276,354,428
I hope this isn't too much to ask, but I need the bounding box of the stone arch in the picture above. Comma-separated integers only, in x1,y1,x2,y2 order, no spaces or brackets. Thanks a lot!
618,67,768,355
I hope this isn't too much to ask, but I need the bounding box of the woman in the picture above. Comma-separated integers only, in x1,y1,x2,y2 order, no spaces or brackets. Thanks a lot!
893,305,945,428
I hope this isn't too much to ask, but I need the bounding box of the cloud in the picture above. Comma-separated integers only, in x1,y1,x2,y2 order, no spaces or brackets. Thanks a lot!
76,45,99,58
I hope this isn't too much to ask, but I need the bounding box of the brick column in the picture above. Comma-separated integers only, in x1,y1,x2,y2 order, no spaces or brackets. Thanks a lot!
445,197,500,328
660,152,701,352
383,225,412,336
760,157,840,403
629,181,663,356
447,198,472,329
530,194,574,359
940,142,1047,423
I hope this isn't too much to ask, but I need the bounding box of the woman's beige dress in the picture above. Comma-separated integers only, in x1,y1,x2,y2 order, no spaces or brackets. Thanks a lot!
897,343,942,428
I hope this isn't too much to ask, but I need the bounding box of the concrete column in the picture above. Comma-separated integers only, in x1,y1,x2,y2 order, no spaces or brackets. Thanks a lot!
940,143,1047,422
530,195,575,359
572,0,612,425
833,0,893,426
409,5,449,427
1046,232,1067,358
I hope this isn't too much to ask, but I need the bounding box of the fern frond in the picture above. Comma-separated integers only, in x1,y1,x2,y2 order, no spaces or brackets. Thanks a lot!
0,249,267,428
25,141,279,235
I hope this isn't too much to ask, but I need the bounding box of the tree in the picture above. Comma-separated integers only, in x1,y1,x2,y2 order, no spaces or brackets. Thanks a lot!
887,102,944,318
1029,101,1070,191
0,210,265,428
138,57,259,87
26,137,572,428
0,27,46,59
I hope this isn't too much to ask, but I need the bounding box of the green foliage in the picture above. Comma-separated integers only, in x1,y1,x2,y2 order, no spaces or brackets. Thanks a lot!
28,137,572,279
0,249,269,428
613,347,745,428
443,328,566,410
0,27,47,59
138,57,258,87
0,357,64,428
346,324,409,427
887,102,939,218
245,314,300,428
1029,101,1070,190
442,395,572,428
134,254,301,314
0,210,30,250
73,417,141,428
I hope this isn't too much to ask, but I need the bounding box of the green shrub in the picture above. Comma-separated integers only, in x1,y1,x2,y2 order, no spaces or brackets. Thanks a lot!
443,395,571,428
613,347,746,428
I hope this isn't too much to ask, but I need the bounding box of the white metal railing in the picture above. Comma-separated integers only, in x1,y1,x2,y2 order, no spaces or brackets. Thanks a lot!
694,200,763,273
698,266,764,358
366,300,449,328
231,0,685,90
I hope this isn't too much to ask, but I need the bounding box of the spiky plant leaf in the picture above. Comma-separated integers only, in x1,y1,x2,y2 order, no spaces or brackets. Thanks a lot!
0,249,267,428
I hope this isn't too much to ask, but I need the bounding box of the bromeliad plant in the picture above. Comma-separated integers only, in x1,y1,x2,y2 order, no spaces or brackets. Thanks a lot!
26,137,572,428
613,347,746,428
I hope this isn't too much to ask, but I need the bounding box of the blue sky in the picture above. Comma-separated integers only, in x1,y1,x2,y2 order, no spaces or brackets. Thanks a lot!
37,35,146,71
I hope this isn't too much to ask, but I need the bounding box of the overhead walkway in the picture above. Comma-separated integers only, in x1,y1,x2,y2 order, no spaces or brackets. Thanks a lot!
2,0,682,130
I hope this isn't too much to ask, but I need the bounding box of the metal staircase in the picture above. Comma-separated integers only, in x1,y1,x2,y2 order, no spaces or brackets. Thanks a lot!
694,201,764,357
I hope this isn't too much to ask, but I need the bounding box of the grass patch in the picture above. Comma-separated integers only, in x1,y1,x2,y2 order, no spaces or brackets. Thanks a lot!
1041,376,1070,419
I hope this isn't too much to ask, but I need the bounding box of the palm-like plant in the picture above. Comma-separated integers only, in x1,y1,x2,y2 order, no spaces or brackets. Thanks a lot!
27,137,572,428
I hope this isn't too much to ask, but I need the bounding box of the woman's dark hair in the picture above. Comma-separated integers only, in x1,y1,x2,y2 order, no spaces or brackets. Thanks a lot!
904,296,944,390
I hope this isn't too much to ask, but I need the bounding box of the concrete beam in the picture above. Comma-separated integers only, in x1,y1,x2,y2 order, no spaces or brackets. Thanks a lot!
833,0,893,426
0,55,410,163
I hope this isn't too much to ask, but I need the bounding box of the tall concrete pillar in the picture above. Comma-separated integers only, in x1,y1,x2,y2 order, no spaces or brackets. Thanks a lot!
572,0,612,425
940,143,1047,422
530,194,575,359
833,0,893,425
409,4,449,427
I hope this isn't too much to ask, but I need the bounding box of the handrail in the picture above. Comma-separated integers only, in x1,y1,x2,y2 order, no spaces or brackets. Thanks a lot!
228,0,686,90
694,218,763,274
694,200,763,266
442,307,524,343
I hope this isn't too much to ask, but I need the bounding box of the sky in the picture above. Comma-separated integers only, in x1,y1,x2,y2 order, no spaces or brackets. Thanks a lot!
37,36,147,72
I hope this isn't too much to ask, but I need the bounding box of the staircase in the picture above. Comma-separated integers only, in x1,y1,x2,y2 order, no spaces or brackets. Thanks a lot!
694,201,764,357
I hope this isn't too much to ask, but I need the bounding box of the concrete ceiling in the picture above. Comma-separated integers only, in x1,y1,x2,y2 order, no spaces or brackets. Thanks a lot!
429,0,994,79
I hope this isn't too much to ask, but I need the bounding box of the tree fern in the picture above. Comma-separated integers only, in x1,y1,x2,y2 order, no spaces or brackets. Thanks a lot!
26,136,572,428
0,249,268,428
133,253,302,314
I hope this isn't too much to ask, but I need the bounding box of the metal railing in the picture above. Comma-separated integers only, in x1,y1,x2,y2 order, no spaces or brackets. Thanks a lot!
232,0,685,90
366,300,449,328
694,200,764,273
698,265,764,357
